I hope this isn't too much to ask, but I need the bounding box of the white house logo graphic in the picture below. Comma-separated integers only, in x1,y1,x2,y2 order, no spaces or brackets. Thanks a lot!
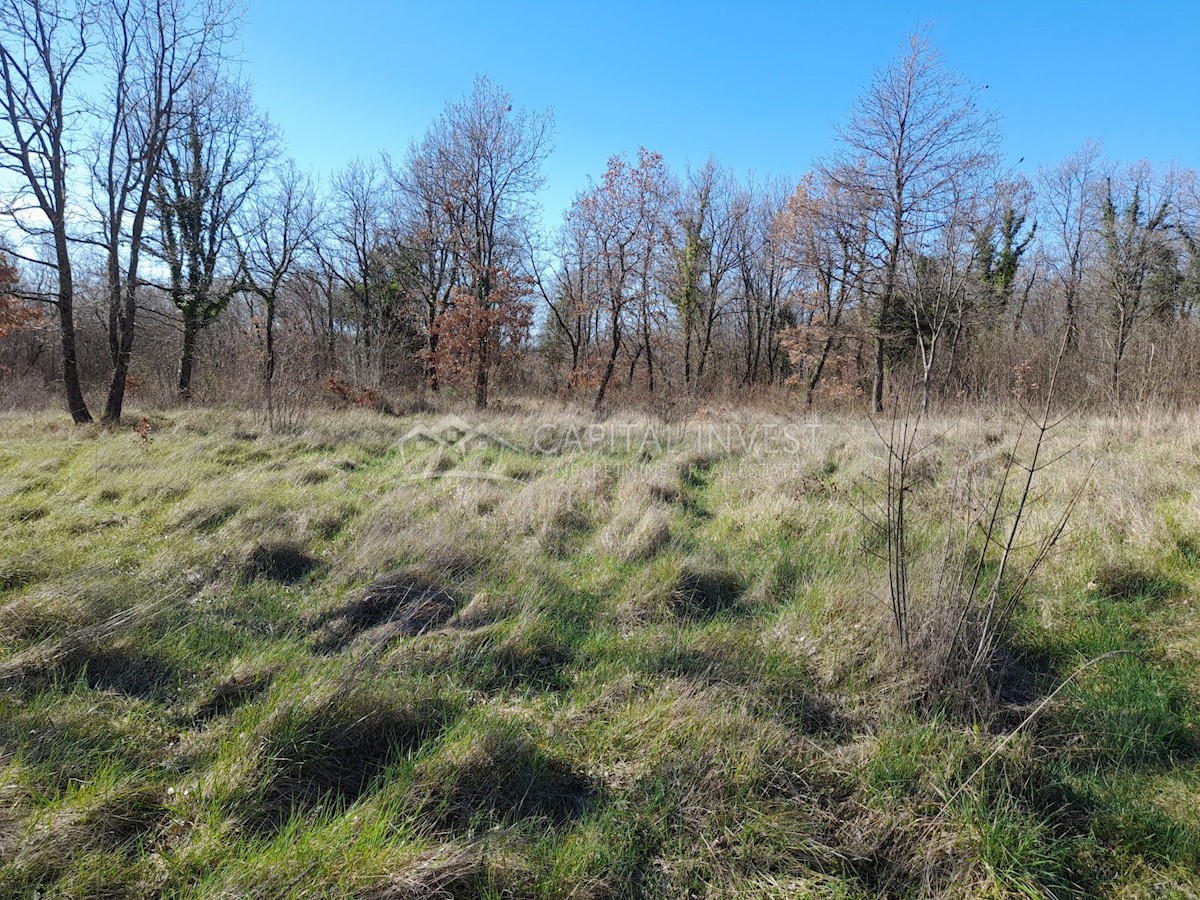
395,415,525,482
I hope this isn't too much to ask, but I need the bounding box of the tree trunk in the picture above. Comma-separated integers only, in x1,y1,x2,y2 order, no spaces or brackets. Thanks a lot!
474,365,488,409
872,333,886,414
178,313,199,398
569,340,581,389
697,304,717,382
594,326,620,413
683,311,692,387
54,239,91,423
1111,350,1120,401
264,295,277,428
626,341,643,384
103,279,136,424
641,309,654,394
1111,303,1137,406
474,323,489,410
806,333,837,404
1064,283,1078,351
426,328,440,391
946,319,965,399
325,286,336,373
103,170,156,424
872,178,905,415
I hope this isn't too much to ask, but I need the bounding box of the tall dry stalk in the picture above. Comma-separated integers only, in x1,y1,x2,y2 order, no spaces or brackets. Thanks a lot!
864,336,1091,709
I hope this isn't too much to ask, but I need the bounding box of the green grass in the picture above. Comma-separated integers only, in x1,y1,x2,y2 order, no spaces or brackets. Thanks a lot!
0,406,1198,898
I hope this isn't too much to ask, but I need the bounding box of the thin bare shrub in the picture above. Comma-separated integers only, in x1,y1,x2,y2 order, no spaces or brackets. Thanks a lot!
864,344,1091,713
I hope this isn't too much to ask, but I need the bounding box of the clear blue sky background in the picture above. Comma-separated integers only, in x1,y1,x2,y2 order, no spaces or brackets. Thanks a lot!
238,0,1200,228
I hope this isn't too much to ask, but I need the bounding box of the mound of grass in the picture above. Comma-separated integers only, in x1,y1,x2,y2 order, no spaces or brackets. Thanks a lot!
1176,534,1200,566
1,776,167,894
51,641,187,701
671,561,745,620
0,549,51,593
408,718,593,832
192,665,275,722
238,539,321,584
310,573,461,652
243,684,460,833
1092,563,1185,603
399,613,578,693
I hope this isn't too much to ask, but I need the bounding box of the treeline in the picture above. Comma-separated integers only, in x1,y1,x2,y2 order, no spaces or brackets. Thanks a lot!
2,9,1198,422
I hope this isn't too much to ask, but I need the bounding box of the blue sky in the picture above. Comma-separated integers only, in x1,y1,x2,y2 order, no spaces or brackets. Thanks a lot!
238,1,1200,228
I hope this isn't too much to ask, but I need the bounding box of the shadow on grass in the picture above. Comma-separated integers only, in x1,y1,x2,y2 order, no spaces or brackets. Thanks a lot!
13,641,190,703
402,622,577,694
191,668,275,723
0,700,170,787
310,573,462,653
1091,563,1186,604
245,691,460,835
983,591,1200,893
637,640,845,736
670,565,746,621
410,723,595,834
239,541,321,585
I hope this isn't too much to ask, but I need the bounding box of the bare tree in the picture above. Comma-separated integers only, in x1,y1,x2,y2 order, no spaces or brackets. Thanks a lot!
564,147,671,412
824,31,998,412
530,215,597,389
670,159,742,391
1039,140,1102,351
0,0,92,421
777,171,870,402
151,70,274,398
390,142,463,392
236,161,318,428
323,156,395,384
413,75,552,409
1100,161,1182,402
900,182,980,411
94,0,235,423
731,183,792,388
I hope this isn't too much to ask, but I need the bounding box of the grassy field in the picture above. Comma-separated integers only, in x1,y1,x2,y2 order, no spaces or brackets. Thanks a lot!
1,404,1198,898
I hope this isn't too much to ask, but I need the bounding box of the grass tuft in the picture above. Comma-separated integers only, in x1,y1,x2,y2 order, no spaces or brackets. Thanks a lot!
243,684,460,833
238,539,321,585
310,573,461,652
1091,563,1185,603
409,718,594,833
671,561,746,620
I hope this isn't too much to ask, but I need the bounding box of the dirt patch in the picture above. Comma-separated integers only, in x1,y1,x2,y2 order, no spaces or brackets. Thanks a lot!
312,574,461,652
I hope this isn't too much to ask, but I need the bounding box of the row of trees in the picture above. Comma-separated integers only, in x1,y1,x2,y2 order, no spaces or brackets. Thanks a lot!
2,11,1198,421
